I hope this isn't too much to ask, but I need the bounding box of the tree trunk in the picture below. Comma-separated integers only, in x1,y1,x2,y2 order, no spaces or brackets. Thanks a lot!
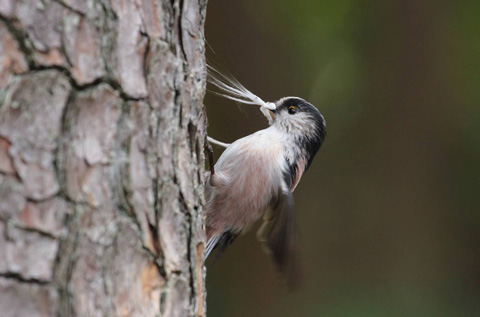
0,0,207,316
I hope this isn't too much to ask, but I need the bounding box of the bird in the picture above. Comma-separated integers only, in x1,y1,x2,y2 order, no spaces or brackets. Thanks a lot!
204,68,326,287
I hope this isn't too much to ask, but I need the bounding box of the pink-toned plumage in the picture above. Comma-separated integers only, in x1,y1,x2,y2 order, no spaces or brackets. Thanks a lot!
206,128,287,240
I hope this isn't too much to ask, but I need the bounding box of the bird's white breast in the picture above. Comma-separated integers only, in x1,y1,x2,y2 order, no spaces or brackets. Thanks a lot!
206,127,288,234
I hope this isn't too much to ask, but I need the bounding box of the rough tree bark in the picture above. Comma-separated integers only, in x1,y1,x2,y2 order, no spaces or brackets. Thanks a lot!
0,0,207,316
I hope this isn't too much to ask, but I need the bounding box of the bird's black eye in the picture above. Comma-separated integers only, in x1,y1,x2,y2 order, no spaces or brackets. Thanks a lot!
288,106,297,115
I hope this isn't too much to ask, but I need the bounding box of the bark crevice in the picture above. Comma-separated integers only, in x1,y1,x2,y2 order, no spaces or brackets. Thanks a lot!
0,272,50,285
0,15,36,67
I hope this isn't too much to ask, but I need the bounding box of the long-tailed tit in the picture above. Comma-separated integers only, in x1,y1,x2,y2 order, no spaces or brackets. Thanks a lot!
205,67,326,287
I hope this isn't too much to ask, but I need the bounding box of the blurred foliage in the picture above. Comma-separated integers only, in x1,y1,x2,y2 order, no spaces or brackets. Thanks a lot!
204,0,480,316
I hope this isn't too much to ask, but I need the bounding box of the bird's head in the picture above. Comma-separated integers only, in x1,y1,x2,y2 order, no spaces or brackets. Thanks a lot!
267,97,326,144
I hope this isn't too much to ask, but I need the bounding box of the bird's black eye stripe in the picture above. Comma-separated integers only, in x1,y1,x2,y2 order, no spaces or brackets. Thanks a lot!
288,106,297,115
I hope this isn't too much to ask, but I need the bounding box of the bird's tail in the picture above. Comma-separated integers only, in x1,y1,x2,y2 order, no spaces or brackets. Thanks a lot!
205,234,221,259
204,230,239,261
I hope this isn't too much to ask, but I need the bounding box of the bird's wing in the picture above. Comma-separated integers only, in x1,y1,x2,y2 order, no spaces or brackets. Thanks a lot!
289,157,307,192
257,178,301,289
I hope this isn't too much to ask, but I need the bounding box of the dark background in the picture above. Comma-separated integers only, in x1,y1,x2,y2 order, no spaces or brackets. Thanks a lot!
204,0,480,316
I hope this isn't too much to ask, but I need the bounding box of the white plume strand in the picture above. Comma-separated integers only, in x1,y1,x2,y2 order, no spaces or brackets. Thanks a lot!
207,136,230,148
207,65,277,111
208,91,259,105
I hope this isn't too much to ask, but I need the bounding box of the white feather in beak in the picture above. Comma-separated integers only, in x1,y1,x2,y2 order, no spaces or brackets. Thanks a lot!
207,65,276,116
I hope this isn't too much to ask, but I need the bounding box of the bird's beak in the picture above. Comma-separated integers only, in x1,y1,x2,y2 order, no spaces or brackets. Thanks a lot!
260,105,275,125
268,109,276,120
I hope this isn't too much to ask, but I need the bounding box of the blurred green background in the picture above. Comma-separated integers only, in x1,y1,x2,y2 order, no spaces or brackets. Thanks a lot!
203,0,480,316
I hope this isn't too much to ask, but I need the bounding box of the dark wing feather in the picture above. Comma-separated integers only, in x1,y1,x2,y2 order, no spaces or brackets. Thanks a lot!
257,182,301,289
288,157,307,192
